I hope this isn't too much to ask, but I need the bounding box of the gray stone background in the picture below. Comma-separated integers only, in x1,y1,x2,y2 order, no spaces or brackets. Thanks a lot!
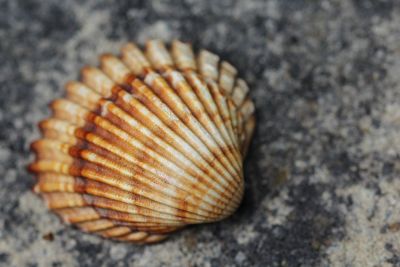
1,0,400,266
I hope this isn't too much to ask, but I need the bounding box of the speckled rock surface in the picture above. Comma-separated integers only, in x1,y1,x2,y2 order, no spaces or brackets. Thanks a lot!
1,0,400,266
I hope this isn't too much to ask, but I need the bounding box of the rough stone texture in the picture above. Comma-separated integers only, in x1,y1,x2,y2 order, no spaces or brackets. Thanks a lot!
1,0,400,266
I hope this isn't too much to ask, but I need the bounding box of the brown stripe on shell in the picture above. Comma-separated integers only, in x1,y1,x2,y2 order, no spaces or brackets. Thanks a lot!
55,206,100,224
50,99,90,127
139,234,168,243
113,231,149,242
237,110,244,144
241,115,256,156
81,67,115,98
227,100,240,143
91,207,186,227
145,40,174,72
121,43,151,77
206,79,239,147
231,79,250,108
77,219,115,232
171,40,197,71
39,119,79,145
34,173,76,193
99,221,183,233
197,50,219,81
65,81,102,110
240,98,256,122
218,61,238,95
96,226,132,238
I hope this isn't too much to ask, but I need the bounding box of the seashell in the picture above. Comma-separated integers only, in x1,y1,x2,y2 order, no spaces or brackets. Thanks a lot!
29,40,256,243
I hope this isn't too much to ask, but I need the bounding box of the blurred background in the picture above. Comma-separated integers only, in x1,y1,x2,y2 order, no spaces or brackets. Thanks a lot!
1,0,400,266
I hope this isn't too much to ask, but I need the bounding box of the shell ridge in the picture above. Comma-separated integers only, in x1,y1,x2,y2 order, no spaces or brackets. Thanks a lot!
197,50,219,81
171,40,197,71
145,40,174,72
227,100,240,143
231,78,249,108
241,114,256,156
112,231,149,242
205,79,240,151
218,61,238,95
96,226,132,238
121,42,151,76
